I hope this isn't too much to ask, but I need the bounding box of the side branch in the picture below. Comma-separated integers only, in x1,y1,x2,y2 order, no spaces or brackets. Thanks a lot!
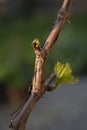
45,72,55,86
43,0,72,53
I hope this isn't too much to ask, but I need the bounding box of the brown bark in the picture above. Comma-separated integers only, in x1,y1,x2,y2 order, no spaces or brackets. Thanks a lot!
9,0,72,130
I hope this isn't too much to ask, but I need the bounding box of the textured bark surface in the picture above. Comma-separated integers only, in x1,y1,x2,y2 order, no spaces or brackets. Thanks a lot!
9,0,72,130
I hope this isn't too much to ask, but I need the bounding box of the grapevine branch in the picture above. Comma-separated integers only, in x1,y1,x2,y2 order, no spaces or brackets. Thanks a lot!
9,0,72,130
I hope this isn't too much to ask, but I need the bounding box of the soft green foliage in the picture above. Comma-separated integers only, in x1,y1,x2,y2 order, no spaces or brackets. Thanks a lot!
53,62,79,90
55,62,79,84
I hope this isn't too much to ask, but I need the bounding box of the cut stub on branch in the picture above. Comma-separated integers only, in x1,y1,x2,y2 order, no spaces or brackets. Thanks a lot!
32,39,47,93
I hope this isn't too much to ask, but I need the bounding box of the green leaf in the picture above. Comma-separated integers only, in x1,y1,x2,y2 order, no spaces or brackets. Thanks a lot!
54,61,79,85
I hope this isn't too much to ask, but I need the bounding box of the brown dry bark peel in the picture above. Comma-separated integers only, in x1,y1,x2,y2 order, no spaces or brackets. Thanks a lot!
9,0,72,130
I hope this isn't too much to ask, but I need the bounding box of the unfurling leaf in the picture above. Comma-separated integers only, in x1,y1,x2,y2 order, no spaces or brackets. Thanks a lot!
54,61,79,86
48,62,79,92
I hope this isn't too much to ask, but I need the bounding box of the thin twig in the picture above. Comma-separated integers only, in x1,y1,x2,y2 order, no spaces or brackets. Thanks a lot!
45,72,55,86
43,0,72,53
9,0,72,130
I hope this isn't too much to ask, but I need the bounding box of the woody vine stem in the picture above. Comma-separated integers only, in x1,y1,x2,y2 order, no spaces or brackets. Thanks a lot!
9,0,73,130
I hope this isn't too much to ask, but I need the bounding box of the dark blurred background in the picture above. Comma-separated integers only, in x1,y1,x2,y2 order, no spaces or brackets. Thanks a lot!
0,0,87,130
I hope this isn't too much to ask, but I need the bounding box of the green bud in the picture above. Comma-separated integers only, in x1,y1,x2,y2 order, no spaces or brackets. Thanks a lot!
32,38,40,48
